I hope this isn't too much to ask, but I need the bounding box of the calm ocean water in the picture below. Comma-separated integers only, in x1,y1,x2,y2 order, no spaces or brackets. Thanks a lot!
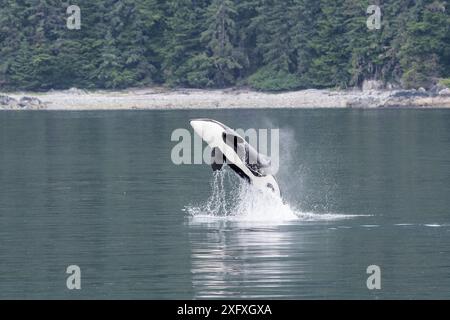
1,109,450,299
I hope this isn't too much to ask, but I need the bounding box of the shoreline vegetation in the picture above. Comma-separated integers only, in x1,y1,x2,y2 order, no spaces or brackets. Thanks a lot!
1,86,450,110
1,1,449,99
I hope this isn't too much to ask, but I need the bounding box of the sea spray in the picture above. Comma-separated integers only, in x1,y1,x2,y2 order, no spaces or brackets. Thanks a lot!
186,169,297,221
185,169,364,222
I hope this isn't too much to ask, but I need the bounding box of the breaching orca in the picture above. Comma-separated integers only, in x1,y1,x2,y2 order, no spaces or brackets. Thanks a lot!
190,119,281,197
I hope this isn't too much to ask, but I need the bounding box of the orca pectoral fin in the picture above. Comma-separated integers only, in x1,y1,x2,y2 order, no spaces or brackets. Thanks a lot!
211,147,226,172
212,163,224,172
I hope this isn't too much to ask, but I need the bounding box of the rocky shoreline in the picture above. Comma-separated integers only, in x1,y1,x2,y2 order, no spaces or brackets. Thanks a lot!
0,95,47,110
1,86,450,110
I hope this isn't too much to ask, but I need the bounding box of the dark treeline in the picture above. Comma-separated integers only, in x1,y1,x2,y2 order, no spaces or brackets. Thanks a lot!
0,0,449,91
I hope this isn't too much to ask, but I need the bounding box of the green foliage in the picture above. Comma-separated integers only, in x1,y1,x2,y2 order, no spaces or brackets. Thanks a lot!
440,78,450,88
399,1,450,89
0,0,449,91
248,67,304,92
200,0,241,87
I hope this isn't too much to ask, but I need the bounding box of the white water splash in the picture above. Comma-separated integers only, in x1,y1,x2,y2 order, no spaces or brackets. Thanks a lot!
185,169,361,223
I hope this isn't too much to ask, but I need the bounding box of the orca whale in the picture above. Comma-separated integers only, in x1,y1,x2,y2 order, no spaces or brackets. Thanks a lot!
190,119,281,197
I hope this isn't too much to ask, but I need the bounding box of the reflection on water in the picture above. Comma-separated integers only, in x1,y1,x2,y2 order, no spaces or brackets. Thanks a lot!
189,220,304,299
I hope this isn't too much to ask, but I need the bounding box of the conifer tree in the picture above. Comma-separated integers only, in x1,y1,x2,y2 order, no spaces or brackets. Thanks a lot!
200,0,241,87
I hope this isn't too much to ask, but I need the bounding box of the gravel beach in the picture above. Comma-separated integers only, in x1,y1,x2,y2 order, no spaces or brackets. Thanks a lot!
1,87,450,110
